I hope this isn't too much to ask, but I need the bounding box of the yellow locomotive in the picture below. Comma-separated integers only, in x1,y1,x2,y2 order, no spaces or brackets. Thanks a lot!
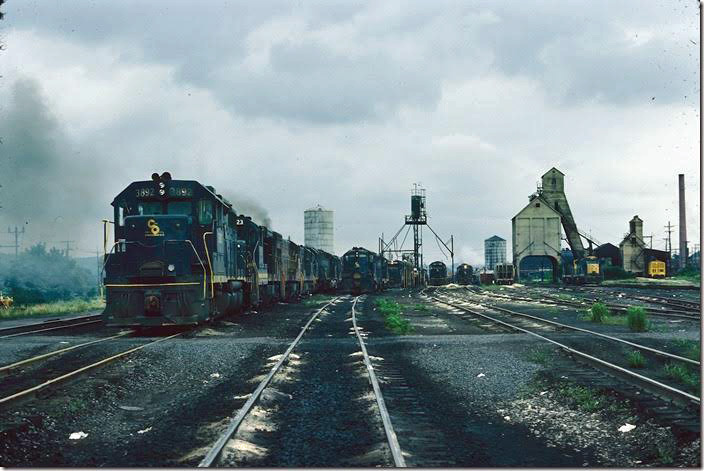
647,260,666,278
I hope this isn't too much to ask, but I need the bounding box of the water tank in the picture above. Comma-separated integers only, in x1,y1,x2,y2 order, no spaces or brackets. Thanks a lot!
304,206,334,254
411,195,423,219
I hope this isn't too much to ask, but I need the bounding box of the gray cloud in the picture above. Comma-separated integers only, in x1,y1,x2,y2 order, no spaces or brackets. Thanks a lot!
0,1,698,264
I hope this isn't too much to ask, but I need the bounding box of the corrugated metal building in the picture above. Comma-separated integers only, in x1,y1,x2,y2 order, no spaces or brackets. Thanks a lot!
512,196,562,282
484,235,506,270
304,206,334,254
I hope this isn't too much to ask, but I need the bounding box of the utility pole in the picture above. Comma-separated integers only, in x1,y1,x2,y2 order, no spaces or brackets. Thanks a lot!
664,221,674,253
644,234,653,249
58,240,75,258
96,248,103,299
6,226,25,258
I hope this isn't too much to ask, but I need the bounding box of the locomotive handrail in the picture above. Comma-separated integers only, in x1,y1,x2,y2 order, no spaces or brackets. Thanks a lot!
203,232,214,299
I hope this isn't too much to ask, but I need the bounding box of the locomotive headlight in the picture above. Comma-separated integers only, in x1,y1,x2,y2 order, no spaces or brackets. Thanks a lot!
168,264,175,272
159,189,166,195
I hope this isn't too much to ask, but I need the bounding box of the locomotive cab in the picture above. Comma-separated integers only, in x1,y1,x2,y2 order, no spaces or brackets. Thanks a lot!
103,174,243,327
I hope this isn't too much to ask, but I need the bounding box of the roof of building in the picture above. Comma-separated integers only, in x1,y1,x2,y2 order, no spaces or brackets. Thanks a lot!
541,167,565,178
485,235,505,242
512,195,561,220
305,205,332,212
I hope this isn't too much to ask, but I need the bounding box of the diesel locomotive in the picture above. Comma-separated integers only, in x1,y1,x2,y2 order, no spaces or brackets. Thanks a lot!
387,259,417,288
494,263,515,285
455,263,474,285
102,173,340,327
428,261,448,286
341,247,388,293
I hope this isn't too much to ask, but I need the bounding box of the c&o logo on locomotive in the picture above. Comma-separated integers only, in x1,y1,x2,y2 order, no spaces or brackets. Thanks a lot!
145,219,164,237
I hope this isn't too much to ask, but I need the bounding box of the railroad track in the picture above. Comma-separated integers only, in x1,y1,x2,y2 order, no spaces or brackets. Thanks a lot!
0,314,103,339
0,331,183,408
198,296,405,468
473,287,700,321
429,289,700,412
556,286,701,314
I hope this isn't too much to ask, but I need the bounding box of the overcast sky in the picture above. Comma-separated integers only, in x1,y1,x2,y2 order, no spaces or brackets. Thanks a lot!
0,0,700,266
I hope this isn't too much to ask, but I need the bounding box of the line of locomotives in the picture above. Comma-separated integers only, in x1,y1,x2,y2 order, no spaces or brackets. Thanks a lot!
103,174,426,328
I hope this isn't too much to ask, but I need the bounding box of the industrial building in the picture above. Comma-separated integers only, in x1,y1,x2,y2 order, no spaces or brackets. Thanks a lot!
511,195,562,282
304,206,334,254
619,216,646,274
484,236,506,270
618,215,671,276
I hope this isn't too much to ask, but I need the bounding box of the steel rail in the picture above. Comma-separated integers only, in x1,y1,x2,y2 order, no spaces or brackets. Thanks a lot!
0,332,183,407
431,294,700,407
560,287,701,311
0,316,103,339
477,288,700,320
0,331,131,374
351,296,406,467
198,297,340,468
436,289,699,366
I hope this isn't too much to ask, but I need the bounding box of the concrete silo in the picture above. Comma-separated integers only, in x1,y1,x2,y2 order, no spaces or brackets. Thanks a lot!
304,206,334,254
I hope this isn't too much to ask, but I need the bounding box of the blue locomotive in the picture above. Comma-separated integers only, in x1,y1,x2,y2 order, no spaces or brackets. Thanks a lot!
455,263,474,285
341,247,388,293
102,173,340,327
428,261,448,286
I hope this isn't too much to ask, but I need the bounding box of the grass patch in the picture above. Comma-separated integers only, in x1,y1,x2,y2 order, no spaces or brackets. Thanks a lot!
302,294,333,307
0,298,105,320
626,306,649,332
670,267,701,284
673,339,701,362
663,362,700,392
627,350,646,368
376,298,413,335
413,303,429,312
556,382,604,412
589,302,609,323
526,347,551,365
601,316,627,326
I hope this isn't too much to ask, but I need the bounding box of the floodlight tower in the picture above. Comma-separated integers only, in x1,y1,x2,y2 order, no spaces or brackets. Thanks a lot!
405,184,427,271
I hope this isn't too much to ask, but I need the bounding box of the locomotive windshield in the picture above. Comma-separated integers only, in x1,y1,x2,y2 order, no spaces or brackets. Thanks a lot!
138,202,163,214
167,201,192,215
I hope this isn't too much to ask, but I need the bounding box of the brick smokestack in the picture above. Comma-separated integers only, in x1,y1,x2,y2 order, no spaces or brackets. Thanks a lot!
678,174,687,270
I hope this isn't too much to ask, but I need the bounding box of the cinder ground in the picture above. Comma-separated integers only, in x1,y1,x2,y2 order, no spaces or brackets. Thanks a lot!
360,288,700,467
0,287,699,467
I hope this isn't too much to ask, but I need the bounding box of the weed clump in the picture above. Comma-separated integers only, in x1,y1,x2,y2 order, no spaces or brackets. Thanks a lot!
557,383,603,412
664,362,700,391
626,307,649,332
376,298,413,334
589,302,609,323
627,350,646,368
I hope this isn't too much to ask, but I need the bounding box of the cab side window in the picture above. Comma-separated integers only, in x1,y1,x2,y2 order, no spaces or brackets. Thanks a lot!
198,199,213,225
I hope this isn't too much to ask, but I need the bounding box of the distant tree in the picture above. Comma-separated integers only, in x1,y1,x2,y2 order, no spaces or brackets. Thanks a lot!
0,243,96,304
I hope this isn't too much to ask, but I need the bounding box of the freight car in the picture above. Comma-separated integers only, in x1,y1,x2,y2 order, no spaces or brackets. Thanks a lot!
341,247,386,293
494,263,515,285
102,173,340,327
428,261,448,286
455,263,474,285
